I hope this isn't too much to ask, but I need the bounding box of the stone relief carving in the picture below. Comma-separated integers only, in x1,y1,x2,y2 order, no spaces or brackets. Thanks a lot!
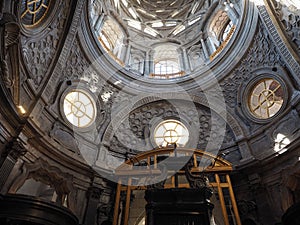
237,200,259,224
2,139,27,161
64,38,91,82
280,162,300,211
49,121,80,154
110,88,132,113
0,13,20,89
221,22,284,108
62,37,130,110
250,133,274,159
271,0,300,55
273,110,300,139
9,158,77,212
108,100,240,162
59,37,127,134
188,44,206,70
87,186,103,200
21,0,70,88
184,158,209,189
97,188,114,225
220,21,285,135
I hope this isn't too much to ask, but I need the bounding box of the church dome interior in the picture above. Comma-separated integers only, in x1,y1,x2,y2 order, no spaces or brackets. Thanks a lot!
0,0,300,225
89,0,241,80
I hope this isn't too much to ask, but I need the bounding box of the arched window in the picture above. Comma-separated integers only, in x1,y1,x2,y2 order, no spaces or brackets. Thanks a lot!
221,20,234,42
98,18,125,65
208,10,236,60
154,60,180,75
151,44,183,79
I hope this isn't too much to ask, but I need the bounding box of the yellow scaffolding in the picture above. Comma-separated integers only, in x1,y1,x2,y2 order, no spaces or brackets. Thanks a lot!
113,147,241,225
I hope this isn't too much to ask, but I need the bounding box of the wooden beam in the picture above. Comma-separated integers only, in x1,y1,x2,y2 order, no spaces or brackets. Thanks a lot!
226,174,242,225
215,174,230,225
113,181,122,225
123,178,132,225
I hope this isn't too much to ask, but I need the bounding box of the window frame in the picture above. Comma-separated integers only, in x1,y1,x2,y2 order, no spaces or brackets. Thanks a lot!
61,87,98,130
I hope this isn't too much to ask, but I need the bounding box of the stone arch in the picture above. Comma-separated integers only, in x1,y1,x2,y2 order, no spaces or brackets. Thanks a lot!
8,158,77,213
281,162,300,212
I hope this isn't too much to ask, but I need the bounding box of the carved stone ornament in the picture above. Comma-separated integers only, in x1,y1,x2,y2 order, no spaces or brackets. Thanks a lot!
9,158,76,212
0,13,20,87
2,139,27,160
21,0,70,88
49,121,80,153
109,100,237,158
221,21,285,109
97,203,113,225
87,186,103,200
184,158,209,189
237,200,259,224
271,0,300,55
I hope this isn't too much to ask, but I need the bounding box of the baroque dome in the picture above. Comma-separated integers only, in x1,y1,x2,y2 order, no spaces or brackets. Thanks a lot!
1,0,300,225
87,0,254,91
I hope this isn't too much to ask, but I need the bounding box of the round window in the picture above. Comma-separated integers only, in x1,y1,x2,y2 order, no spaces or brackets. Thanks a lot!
248,78,284,119
154,120,189,147
20,0,52,27
63,90,96,128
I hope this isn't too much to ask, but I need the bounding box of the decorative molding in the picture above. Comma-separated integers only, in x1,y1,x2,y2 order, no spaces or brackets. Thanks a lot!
8,157,77,212
21,0,70,89
0,13,19,88
257,3,300,86
49,121,80,154
87,186,103,200
102,93,246,149
2,139,26,160
42,0,86,102
105,100,241,163
269,0,300,56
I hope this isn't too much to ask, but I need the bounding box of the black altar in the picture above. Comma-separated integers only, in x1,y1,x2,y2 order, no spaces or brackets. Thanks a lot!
282,202,300,225
0,194,78,225
145,187,214,225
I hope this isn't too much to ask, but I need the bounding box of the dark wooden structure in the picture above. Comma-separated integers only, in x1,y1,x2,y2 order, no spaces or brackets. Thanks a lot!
113,147,242,225
0,194,78,225
282,202,300,225
145,187,214,225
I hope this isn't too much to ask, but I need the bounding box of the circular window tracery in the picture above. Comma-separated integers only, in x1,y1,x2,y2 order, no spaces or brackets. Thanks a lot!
154,120,189,147
248,78,284,119
63,90,96,128
20,0,51,27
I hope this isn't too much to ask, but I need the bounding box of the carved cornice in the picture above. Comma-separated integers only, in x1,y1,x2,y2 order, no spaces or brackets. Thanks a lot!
87,186,103,200
9,158,75,196
0,13,22,118
257,1,300,87
2,139,26,160
42,0,86,103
